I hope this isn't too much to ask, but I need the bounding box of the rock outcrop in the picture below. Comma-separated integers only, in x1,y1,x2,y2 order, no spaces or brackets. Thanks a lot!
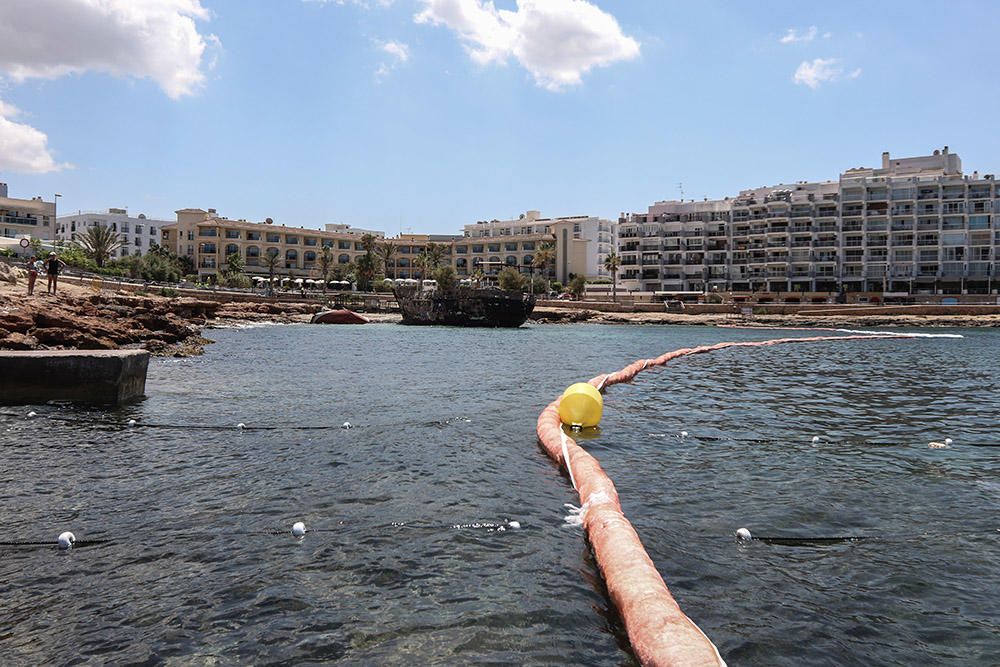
0,286,323,356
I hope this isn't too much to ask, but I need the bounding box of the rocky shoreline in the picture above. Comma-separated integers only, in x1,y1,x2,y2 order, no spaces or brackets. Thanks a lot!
1,260,994,356
0,265,321,356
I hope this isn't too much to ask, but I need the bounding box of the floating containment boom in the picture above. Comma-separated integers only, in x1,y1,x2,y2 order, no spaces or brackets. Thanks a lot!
537,333,921,666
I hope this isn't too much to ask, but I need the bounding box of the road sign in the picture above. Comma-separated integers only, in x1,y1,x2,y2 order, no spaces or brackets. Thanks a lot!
18,238,30,248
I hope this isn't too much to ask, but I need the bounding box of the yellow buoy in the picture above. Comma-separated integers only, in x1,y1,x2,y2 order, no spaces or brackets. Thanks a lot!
559,382,603,428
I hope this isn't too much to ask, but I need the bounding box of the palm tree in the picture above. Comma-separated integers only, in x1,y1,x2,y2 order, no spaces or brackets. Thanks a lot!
471,268,486,287
263,249,281,296
376,241,397,280
317,246,334,293
414,250,430,282
426,242,445,270
533,242,555,293
603,251,621,302
77,225,124,267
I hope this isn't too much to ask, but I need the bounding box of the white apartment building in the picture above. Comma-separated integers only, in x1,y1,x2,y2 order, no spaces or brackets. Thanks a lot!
618,148,1000,296
56,209,170,258
0,183,57,241
463,210,617,280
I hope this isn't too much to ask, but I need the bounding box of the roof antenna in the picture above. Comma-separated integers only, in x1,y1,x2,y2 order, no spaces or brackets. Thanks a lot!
677,182,685,201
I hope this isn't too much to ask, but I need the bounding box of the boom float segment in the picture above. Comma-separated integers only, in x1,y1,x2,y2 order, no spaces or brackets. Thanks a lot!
536,334,913,666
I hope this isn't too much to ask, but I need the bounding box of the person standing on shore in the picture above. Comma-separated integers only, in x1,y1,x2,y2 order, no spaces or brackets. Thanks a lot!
45,251,67,295
24,255,40,295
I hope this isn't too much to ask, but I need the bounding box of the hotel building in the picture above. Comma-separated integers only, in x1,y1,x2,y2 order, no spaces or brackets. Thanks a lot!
457,210,615,283
160,208,391,279
56,209,170,258
0,183,56,241
618,148,1000,295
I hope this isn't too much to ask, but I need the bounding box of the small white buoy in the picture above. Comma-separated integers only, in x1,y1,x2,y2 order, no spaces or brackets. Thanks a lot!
292,521,307,537
811,436,821,444
508,520,521,530
735,527,752,542
680,430,688,438
928,437,953,449
127,419,137,427
57,531,76,550
27,411,37,418
341,421,352,430
237,423,246,430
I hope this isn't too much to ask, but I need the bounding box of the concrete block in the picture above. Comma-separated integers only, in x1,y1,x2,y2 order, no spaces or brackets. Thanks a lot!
0,349,149,405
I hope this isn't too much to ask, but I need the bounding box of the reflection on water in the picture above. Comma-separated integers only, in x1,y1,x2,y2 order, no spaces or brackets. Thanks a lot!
0,324,997,665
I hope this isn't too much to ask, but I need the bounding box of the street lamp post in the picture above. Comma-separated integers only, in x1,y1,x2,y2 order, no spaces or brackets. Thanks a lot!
53,193,62,248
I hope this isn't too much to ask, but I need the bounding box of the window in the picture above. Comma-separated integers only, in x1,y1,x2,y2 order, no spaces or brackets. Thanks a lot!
522,241,535,251
338,240,351,250
225,244,239,257
286,236,299,244
472,244,484,253
247,232,261,241
304,251,316,262
455,245,468,254
225,230,240,239
246,246,260,257
266,233,280,243
488,243,500,252
286,249,298,260
338,254,351,264
505,242,517,251
304,237,317,246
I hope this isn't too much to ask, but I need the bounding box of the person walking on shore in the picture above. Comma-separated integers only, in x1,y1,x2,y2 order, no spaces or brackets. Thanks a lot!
45,251,67,295
24,255,40,295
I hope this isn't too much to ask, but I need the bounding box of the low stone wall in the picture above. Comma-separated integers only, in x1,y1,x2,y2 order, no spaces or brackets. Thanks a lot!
0,349,149,405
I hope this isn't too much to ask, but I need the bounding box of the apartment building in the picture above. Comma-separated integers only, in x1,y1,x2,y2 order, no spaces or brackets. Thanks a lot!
56,209,169,258
0,183,57,240
459,210,613,283
161,208,388,280
618,148,1000,296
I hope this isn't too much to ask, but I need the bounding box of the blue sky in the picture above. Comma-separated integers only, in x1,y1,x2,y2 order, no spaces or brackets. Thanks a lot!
2,0,999,234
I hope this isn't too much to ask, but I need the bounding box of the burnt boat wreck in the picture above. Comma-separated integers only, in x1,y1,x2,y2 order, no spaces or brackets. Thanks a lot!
394,286,535,327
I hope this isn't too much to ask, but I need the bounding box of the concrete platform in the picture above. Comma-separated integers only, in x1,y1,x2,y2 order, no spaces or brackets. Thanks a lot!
0,350,149,405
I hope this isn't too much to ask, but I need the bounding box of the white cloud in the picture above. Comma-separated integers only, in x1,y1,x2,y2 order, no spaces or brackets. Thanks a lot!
0,100,69,174
792,58,861,89
305,0,395,7
415,0,640,91
374,40,410,80
380,41,410,63
779,26,818,44
0,0,217,99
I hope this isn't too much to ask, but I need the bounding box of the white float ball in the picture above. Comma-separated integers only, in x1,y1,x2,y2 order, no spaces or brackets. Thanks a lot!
735,528,752,542
342,422,351,429
945,438,953,445
127,419,137,427
27,411,36,418
292,521,307,537
237,423,246,430
811,436,821,444
680,431,688,438
508,520,521,530
57,531,76,549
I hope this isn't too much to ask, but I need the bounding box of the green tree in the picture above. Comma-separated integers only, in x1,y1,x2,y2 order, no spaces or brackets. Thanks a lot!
533,242,555,293
471,267,486,287
356,233,378,291
222,252,249,288
432,265,458,292
376,241,397,281
317,246,334,293
498,266,528,292
77,225,124,267
569,274,587,299
263,248,281,296
414,250,430,281
426,242,445,270
603,251,621,302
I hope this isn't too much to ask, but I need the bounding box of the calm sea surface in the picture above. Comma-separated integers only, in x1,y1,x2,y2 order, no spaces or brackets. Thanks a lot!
1,323,998,665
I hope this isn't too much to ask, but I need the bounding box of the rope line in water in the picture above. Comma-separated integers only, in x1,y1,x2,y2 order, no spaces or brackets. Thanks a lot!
535,333,941,667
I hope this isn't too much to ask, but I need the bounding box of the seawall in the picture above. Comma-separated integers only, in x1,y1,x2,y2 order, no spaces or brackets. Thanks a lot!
0,349,150,405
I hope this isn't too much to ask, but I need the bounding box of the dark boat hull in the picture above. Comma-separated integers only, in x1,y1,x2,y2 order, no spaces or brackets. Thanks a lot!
311,309,369,324
395,288,535,327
